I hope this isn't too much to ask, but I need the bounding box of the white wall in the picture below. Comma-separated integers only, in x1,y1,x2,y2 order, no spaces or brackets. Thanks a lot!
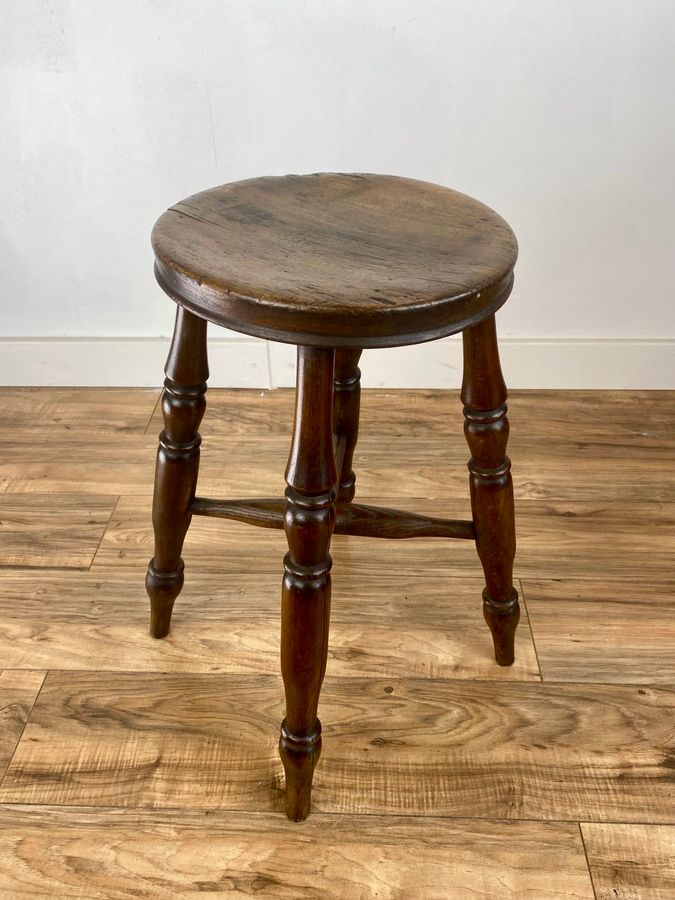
1,0,674,387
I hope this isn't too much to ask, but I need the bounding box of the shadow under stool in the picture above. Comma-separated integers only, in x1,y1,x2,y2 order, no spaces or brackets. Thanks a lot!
145,173,519,821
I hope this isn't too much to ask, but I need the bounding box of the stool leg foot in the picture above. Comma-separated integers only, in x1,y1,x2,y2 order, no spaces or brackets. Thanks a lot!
279,346,337,821
146,561,184,638
333,349,362,504
279,719,322,822
461,315,519,666
483,588,520,666
146,306,208,638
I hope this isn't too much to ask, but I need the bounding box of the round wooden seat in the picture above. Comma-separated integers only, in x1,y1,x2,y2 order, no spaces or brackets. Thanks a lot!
152,173,518,347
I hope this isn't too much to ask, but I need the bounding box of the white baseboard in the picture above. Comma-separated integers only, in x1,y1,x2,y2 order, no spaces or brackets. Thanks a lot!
1,337,674,389
0,338,270,388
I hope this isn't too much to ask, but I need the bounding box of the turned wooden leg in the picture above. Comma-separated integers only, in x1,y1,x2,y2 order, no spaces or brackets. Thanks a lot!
279,345,337,821
333,349,363,503
461,315,519,666
145,306,208,638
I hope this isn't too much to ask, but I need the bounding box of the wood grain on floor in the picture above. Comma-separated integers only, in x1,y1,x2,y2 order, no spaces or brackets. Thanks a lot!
1,672,673,823
1,388,160,434
0,806,595,899
582,823,675,900
0,386,674,897
0,494,117,568
523,579,675,683
0,670,46,780
89,493,675,583
4,432,675,501
147,387,675,445
0,571,540,679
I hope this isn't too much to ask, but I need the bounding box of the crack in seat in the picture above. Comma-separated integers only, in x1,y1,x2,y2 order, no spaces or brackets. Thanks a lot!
146,172,520,822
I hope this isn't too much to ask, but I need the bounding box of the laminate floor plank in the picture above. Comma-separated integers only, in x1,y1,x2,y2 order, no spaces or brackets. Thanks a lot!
146,387,675,445
1,673,672,823
4,430,675,502
507,390,675,456
1,388,160,433
0,670,46,780
581,823,675,900
0,805,594,899
0,431,503,499
0,434,160,497
523,580,675,683
0,494,118,568
0,571,539,679
90,494,675,583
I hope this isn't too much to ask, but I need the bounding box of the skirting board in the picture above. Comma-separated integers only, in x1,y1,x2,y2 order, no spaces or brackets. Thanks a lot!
0,337,674,389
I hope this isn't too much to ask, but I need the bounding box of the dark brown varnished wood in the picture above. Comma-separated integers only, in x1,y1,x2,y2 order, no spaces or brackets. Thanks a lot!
333,349,363,503
279,346,337,821
145,306,208,638
191,495,474,540
461,314,519,666
335,503,474,540
146,172,521,821
191,496,283,528
151,174,517,347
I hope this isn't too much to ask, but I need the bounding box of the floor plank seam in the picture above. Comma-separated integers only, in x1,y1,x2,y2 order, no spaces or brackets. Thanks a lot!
87,494,121,571
0,801,669,830
0,671,48,792
143,389,162,436
578,822,599,900
0,671,545,682
519,577,544,682
5,668,674,689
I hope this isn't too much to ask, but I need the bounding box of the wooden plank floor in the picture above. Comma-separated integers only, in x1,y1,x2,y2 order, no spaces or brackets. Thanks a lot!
0,387,673,898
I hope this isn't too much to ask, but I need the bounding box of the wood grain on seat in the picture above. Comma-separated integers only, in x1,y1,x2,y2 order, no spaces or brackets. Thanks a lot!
152,174,517,347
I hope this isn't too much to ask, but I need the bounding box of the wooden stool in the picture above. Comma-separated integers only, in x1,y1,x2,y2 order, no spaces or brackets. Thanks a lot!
146,174,519,821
